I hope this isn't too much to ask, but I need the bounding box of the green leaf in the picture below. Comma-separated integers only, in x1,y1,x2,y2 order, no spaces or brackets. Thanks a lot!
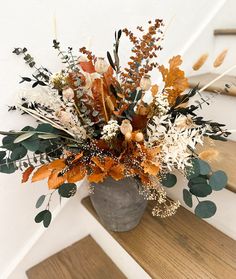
58,183,77,198
10,146,27,160
188,176,207,186
189,181,212,197
43,210,52,228
0,159,17,174
198,159,211,175
209,170,228,191
36,195,46,208
161,173,177,188
34,210,47,223
21,136,40,152
36,123,55,133
14,132,35,143
183,189,193,208
0,151,6,161
38,133,59,140
186,159,200,179
195,201,217,218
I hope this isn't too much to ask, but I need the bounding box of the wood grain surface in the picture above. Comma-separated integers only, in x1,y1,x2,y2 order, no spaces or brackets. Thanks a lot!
82,197,236,279
196,139,236,193
26,235,126,279
214,29,236,36
188,73,236,97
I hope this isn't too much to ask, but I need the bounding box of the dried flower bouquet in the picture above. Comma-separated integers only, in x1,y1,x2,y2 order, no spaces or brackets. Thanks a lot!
0,19,231,227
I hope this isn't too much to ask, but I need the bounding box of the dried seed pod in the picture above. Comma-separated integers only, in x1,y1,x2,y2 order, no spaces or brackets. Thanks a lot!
192,53,209,71
140,75,152,91
120,119,133,135
135,132,144,142
213,49,228,68
95,57,109,74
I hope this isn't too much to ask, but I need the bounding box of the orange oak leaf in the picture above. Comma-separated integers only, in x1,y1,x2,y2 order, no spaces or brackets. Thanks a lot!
79,61,95,73
22,166,35,183
141,160,160,176
88,172,107,183
159,55,188,106
48,170,67,189
109,164,125,181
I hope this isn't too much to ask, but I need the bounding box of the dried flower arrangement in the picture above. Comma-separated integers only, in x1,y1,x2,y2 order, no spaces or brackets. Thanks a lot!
0,19,231,227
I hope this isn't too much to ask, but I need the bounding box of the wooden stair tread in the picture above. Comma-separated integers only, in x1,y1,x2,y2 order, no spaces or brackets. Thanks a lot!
197,139,236,193
26,235,126,279
214,29,236,35
188,73,236,96
82,197,236,279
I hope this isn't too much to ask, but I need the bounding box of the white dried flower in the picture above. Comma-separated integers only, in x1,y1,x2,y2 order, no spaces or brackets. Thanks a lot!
140,75,152,91
95,57,109,74
62,88,74,101
101,120,120,140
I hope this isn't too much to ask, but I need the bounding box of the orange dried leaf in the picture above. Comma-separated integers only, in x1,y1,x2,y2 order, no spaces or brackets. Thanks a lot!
67,165,86,183
159,55,189,105
22,166,35,183
72,153,83,164
48,170,67,189
109,164,125,181
47,159,66,171
141,160,160,176
79,61,95,73
32,164,51,182
88,172,106,183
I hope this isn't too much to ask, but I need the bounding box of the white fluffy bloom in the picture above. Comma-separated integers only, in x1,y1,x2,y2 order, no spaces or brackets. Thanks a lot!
147,115,205,171
101,120,120,140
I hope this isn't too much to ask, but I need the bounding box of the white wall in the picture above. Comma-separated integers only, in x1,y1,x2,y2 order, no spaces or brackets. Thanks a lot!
0,0,232,278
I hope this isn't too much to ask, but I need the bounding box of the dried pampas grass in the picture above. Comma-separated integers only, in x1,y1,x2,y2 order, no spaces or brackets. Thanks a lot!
199,148,219,162
213,49,228,68
192,53,209,71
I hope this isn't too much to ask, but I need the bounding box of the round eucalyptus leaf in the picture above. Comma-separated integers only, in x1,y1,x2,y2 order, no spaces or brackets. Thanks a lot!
36,123,55,133
198,159,211,175
22,136,40,152
0,159,17,174
58,183,77,198
36,195,46,208
34,210,48,223
188,176,207,187
195,201,216,218
189,182,212,197
183,189,193,208
186,159,200,179
10,146,27,160
43,210,52,228
161,173,177,188
209,170,228,191
0,151,6,161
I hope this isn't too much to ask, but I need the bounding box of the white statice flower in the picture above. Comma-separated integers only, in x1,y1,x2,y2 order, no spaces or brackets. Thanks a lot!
101,120,120,140
146,115,205,171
